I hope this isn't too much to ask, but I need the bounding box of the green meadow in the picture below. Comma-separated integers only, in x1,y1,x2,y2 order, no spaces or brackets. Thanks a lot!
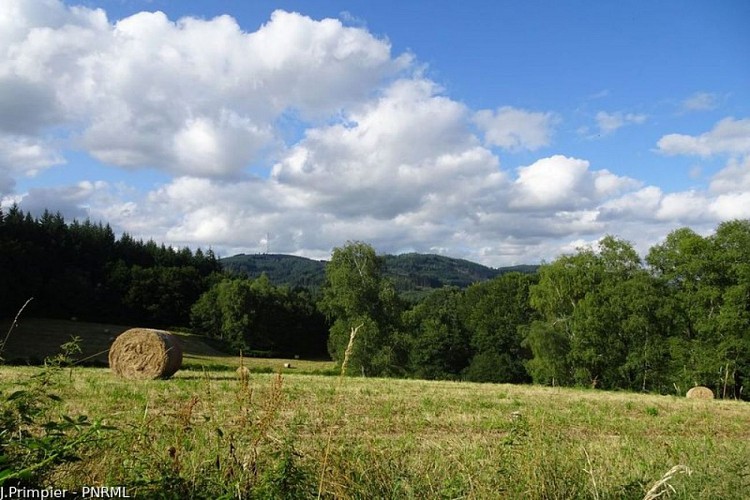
1,352,749,499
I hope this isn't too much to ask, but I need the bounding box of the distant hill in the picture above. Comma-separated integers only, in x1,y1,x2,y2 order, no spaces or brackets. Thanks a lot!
220,253,327,289
221,253,537,300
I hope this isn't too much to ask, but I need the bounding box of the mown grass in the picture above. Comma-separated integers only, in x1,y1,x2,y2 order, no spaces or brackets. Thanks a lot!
0,318,336,375
1,363,748,499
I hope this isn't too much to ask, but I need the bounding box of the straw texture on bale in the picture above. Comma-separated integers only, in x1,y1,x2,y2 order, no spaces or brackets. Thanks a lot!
109,328,183,380
686,386,714,399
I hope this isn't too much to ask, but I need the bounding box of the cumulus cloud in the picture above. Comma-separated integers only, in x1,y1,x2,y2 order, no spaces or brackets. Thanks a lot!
655,191,711,223
510,155,640,211
0,135,65,195
473,106,559,151
3,1,749,267
0,2,408,178
657,117,750,157
8,181,107,220
598,186,664,221
272,78,505,220
709,156,750,194
710,192,750,220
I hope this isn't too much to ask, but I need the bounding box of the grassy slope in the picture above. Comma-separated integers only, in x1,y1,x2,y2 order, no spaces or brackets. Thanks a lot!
1,319,748,497
1,364,748,498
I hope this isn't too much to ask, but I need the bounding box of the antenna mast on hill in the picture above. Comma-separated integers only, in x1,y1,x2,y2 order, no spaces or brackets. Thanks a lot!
264,232,270,254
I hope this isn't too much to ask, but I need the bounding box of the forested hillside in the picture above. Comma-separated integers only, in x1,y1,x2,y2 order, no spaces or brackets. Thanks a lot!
220,253,326,290
221,251,537,299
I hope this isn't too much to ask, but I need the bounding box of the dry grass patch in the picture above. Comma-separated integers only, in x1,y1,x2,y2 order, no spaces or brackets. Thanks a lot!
1,366,749,498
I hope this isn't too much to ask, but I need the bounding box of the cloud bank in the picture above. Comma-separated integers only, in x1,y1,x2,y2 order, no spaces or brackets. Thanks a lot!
1,0,749,266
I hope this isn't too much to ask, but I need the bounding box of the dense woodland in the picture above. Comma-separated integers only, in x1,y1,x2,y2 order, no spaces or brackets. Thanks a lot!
1,205,749,399
318,225,750,400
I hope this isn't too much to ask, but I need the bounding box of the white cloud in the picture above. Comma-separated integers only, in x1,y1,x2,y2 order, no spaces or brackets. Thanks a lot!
473,106,559,151
0,135,65,194
0,2,408,178
271,78,505,220
710,192,750,220
657,117,750,157
594,111,647,136
709,156,750,194
598,186,663,220
655,191,710,222
7,180,106,219
3,1,749,268
680,92,719,112
510,155,640,211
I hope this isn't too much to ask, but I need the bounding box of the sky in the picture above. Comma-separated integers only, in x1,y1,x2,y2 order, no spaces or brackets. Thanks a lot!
1,0,749,266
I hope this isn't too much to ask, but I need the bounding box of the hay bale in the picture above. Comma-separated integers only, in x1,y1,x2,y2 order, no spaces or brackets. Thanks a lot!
236,365,250,380
109,328,182,380
686,386,714,399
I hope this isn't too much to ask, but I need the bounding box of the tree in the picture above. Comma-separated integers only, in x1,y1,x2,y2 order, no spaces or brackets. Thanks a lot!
525,243,603,386
319,241,404,376
190,275,329,357
462,272,537,383
527,236,671,390
648,221,750,398
403,287,471,380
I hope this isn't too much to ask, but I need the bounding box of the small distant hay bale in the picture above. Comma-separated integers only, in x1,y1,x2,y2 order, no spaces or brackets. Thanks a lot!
236,365,250,380
109,328,182,380
686,386,714,399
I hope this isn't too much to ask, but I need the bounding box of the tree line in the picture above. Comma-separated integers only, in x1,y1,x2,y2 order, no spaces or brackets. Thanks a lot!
0,205,220,326
2,205,748,398
322,222,750,400
0,205,328,358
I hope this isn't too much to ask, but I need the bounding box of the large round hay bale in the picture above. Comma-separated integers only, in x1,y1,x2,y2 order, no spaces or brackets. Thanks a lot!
109,328,182,380
686,386,714,399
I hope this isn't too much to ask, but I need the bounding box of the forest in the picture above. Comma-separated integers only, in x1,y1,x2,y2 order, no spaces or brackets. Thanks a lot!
1,205,748,399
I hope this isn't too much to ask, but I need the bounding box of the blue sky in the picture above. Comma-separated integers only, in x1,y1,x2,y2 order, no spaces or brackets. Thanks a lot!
1,0,749,265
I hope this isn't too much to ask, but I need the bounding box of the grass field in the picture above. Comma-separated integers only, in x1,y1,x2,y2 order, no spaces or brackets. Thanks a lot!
0,317,336,374
1,320,750,498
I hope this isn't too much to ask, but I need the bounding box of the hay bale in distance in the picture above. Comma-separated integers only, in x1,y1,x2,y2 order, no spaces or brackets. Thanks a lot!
686,386,714,399
236,365,250,380
109,328,182,380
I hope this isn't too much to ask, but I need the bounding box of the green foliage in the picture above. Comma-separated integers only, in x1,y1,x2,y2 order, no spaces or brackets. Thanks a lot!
4,202,750,399
464,351,516,383
463,272,537,383
190,275,328,357
221,253,327,291
527,236,675,390
648,220,750,397
0,339,112,487
0,205,221,325
319,242,406,376
523,320,573,385
403,287,471,380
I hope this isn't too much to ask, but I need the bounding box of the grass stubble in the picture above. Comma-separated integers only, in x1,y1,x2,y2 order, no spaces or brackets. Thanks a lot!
1,321,749,498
